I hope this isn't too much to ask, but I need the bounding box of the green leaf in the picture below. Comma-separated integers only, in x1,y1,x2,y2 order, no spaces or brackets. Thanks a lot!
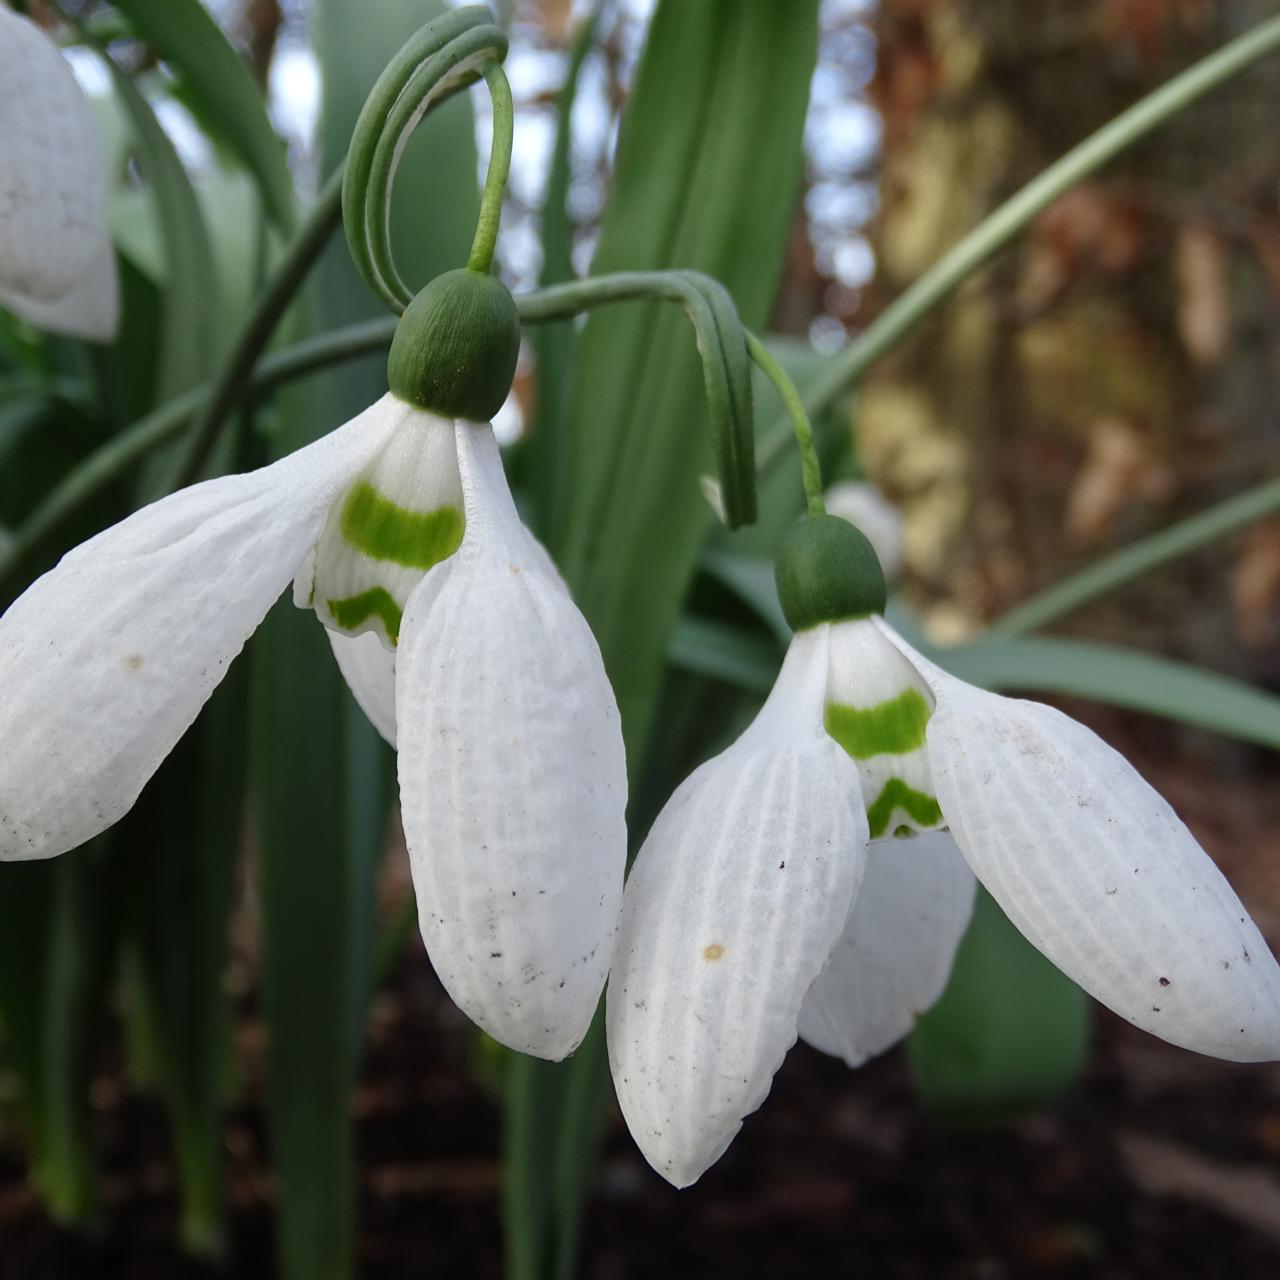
105,62,221,404
908,888,1090,1121
112,0,296,232
935,635,1280,752
0,844,119,1225
114,666,248,1256
520,7,599,538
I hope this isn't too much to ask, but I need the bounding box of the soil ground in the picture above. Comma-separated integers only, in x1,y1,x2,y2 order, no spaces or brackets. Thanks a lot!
2,703,1279,1279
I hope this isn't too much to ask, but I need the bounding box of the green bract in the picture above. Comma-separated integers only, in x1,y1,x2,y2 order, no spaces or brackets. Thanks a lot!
774,514,887,632
387,268,521,420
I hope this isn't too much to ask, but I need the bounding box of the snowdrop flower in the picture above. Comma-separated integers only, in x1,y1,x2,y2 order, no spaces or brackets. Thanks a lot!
608,514,1280,1186
0,269,626,1060
823,480,904,581
0,5,118,340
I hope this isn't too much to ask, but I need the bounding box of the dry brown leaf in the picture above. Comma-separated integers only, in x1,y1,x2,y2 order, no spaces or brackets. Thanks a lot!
1231,517,1280,649
1120,1131,1280,1242
1063,417,1174,546
1175,222,1231,368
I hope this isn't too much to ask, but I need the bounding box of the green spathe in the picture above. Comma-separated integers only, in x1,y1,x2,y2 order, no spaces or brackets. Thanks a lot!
339,482,464,569
387,268,520,420
774,515,886,632
824,688,931,759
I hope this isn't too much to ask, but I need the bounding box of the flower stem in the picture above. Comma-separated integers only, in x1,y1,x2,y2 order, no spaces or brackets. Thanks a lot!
744,332,824,517
987,474,1280,638
161,167,346,492
468,62,514,275
758,13,1280,473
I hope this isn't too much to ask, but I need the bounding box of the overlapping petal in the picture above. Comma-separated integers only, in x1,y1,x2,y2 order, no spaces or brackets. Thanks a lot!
798,830,976,1066
0,8,118,339
0,395,409,860
607,629,868,1187
396,422,627,1060
876,618,1280,1062
328,630,398,747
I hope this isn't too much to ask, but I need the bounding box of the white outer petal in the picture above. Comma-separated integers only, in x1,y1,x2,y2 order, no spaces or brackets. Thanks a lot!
875,617,1280,1062
0,228,118,341
607,628,869,1187
0,394,407,860
329,629,397,747
798,830,976,1066
326,528,563,750
397,421,627,1060
0,10,112,305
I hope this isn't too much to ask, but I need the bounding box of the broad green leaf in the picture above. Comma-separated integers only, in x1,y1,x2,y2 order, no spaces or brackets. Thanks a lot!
114,667,248,1256
520,6,599,538
112,0,296,232
106,65,221,405
0,845,118,1224
936,635,1280,752
908,888,1090,1121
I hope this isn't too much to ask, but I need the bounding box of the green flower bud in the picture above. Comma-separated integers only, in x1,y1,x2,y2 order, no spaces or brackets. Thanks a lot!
387,268,521,420
774,514,887,632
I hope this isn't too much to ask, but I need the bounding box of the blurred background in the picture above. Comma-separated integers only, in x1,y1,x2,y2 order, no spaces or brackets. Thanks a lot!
3,0,1280,1276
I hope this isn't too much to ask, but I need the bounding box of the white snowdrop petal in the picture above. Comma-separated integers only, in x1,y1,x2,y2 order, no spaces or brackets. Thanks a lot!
397,422,627,1060
329,629,397,747
0,228,118,341
607,630,869,1187
0,395,406,860
874,618,1280,1062
798,830,976,1066
0,9,110,304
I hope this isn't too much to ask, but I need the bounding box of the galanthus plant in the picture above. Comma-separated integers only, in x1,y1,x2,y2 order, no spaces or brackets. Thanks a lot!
0,3,117,341
0,263,628,1061
607,513,1280,1186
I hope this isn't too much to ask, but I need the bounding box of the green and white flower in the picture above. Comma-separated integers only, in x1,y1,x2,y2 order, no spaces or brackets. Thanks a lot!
607,523,1280,1187
0,4,118,341
0,394,627,1061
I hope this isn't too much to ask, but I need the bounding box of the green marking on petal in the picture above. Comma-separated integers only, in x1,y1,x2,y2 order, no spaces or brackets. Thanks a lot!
326,587,403,644
340,481,464,569
865,778,943,839
824,687,932,759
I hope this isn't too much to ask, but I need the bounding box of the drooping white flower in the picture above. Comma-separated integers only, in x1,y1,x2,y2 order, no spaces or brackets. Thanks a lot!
608,515,1280,1186
0,6,118,341
0,393,627,1061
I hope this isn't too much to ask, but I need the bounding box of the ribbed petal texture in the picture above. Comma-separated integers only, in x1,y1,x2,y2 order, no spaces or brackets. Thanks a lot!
608,630,868,1186
876,617,1280,1063
798,830,976,1066
0,396,401,859
397,422,627,1059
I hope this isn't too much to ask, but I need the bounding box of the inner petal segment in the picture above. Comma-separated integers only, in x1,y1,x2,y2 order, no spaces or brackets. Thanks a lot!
297,408,464,647
825,619,945,840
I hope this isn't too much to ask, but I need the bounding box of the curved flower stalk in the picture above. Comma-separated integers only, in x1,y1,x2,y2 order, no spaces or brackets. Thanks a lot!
0,6,118,341
608,515,1280,1187
0,390,628,1061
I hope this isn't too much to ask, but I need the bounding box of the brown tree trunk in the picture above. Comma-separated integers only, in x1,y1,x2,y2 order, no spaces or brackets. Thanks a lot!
863,0,1280,683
